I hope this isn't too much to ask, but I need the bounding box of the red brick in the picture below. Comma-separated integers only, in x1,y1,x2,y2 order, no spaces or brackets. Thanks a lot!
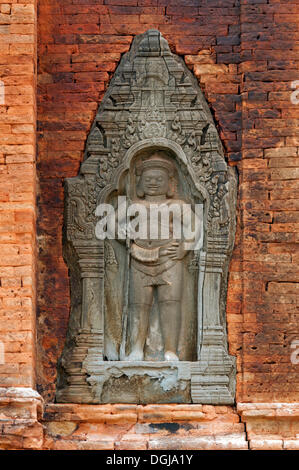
0,0,295,447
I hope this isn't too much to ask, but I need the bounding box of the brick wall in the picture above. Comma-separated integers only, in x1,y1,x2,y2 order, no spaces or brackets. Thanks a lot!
36,0,299,406
41,404,248,450
37,0,243,402
237,1,299,402
0,0,297,452
0,0,37,389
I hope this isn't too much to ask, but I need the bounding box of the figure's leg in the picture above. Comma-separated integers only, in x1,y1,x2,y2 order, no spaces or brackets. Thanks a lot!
127,267,153,361
127,300,152,361
158,263,183,361
159,300,181,361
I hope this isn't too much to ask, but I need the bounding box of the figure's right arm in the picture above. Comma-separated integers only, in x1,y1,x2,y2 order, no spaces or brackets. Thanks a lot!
115,198,129,244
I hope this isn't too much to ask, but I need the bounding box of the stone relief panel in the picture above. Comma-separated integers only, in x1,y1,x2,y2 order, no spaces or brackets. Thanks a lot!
103,149,200,365
56,30,237,404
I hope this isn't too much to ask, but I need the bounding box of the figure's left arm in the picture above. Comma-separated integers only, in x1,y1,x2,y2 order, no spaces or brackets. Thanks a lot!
165,202,203,260
182,203,203,253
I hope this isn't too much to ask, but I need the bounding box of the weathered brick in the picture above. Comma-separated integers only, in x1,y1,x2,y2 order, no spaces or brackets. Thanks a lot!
0,0,297,451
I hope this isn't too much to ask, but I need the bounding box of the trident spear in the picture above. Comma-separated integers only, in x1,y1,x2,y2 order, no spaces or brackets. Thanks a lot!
119,170,131,360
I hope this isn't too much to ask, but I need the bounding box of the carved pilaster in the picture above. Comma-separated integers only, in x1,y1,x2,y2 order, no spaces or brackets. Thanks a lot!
191,336,236,404
191,241,235,404
56,242,104,403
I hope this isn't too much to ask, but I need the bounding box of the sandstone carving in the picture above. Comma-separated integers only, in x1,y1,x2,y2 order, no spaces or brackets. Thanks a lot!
56,30,237,404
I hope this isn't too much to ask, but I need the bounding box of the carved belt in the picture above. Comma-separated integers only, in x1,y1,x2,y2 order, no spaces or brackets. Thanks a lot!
131,257,177,278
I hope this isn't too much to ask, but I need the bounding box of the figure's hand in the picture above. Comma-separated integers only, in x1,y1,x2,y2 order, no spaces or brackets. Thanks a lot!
160,242,187,260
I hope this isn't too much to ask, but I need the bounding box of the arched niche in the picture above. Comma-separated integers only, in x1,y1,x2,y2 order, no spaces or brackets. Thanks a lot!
56,30,237,405
98,139,209,207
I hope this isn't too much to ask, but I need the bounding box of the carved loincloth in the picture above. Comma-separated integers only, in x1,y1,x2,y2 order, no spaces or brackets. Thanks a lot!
130,241,179,286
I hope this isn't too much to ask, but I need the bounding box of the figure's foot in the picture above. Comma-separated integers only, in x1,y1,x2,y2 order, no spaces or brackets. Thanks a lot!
104,341,119,361
127,348,144,361
164,351,179,361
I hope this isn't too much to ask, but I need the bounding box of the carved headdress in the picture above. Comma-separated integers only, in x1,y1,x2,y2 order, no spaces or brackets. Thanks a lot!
135,151,176,198
135,152,175,176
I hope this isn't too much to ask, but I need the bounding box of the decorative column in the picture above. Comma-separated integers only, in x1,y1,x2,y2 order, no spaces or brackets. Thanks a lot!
191,240,236,404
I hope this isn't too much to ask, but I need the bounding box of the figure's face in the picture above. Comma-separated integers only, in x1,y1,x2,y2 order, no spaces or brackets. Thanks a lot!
140,168,169,196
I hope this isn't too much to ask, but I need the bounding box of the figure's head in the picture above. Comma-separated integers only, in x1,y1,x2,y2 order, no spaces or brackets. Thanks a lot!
136,151,175,198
